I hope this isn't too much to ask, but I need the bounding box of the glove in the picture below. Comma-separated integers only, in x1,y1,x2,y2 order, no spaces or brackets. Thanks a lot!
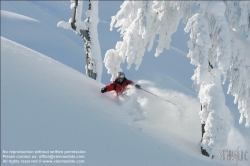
135,84,141,89
101,87,107,93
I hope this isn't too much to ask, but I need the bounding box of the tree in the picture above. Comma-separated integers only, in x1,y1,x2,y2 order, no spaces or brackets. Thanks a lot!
57,0,102,82
105,0,250,157
225,1,250,128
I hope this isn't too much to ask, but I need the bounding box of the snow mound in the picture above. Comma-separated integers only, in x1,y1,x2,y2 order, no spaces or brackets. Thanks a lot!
1,10,39,22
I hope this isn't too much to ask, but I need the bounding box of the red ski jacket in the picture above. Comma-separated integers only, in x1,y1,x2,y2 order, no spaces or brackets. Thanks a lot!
105,78,133,96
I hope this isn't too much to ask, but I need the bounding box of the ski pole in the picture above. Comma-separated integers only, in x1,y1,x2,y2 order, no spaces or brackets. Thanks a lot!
136,86,177,106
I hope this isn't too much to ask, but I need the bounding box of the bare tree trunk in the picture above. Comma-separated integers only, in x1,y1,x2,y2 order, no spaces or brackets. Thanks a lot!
70,0,77,31
200,104,210,157
71,0,97,80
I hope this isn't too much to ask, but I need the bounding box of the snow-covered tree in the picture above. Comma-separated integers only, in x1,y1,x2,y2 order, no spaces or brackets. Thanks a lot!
226,1,250,41
57,0,102,82
105,0,250,157
225,1,250,128
106,1,192,75
184,1,232,156
228,30,250,128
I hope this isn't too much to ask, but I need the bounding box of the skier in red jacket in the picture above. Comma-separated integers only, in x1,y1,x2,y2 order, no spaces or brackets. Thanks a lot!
101,72,140,96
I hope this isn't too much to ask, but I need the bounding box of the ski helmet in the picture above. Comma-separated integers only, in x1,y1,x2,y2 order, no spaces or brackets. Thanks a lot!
117,71,125,78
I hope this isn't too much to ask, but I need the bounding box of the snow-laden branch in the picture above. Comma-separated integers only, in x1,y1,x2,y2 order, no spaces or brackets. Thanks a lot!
57,0,87,36
184,13,212,87
206,2,231,82
105,1,192,79
228,30,250,127
226,1,250,41
103,42,124,81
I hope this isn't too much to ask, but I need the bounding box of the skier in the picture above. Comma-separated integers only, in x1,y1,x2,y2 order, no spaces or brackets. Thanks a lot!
101,72,140,96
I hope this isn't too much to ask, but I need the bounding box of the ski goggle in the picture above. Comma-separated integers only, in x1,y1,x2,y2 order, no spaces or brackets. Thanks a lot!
117,78,124,81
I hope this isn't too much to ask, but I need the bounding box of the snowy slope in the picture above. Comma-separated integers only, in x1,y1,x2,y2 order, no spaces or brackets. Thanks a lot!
2,36,249,166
